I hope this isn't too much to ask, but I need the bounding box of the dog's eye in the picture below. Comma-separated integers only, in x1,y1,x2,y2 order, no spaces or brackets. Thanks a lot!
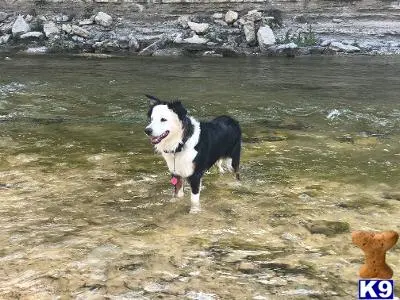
161,118,167,122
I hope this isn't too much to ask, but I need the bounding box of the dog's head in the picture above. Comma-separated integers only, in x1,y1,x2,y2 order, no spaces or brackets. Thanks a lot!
144,95,187,151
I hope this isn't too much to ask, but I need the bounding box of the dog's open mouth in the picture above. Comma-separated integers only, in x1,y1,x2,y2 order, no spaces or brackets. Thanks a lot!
150,131,170,145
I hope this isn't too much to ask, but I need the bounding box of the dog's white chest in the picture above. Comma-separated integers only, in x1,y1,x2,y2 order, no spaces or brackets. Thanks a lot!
162,149,197,178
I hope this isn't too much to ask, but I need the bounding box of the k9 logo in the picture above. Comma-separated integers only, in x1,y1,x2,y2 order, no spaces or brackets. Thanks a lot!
358,280,394,300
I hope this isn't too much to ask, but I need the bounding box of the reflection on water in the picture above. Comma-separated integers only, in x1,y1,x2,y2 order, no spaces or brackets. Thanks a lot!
0,55,399,299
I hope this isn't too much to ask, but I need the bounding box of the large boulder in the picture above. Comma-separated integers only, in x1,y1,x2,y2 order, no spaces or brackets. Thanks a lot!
43,21,60,37
225,10,238,25
188,21,209,35
95,12,113,27
12,15,30,37
257,25,276,51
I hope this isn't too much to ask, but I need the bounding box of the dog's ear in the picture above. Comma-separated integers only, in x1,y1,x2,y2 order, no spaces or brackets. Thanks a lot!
145,94,161,107
168,101,187,120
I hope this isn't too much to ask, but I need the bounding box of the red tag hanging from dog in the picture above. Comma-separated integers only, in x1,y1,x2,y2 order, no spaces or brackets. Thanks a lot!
170,176,178,186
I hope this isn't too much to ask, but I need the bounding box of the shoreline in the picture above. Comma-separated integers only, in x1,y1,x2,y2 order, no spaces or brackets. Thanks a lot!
1,2,400,57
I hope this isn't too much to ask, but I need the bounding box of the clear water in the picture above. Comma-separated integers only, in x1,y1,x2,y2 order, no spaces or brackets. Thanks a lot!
0,55,399,299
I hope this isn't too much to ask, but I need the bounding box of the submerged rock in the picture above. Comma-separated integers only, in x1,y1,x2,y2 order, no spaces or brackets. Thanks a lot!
383,191,400,201
238,261,259,274
306,220,350,236
25,46,48,54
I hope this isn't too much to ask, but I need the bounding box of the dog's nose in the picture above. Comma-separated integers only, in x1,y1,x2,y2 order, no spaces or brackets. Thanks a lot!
144,127,153,136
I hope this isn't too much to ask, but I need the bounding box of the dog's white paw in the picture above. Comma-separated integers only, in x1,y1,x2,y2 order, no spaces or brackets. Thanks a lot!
176,190,185,198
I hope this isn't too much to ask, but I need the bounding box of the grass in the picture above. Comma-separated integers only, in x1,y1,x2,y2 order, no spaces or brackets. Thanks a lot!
279,25,318,47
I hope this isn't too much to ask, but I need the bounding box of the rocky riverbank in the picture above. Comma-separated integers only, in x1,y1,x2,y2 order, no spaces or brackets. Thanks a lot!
1,1,400,57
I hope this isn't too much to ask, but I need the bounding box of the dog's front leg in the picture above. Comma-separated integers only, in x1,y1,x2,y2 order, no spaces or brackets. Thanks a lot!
188,173,202,214
174,176,184,198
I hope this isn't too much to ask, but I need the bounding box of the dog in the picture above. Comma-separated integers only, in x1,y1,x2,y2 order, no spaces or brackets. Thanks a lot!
144,95,241,213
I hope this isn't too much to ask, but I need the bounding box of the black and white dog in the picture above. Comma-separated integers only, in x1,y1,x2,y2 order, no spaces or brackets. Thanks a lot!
144,95,241,213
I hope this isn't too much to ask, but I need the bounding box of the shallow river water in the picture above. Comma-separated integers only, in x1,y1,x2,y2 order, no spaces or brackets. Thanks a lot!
0,54,399,299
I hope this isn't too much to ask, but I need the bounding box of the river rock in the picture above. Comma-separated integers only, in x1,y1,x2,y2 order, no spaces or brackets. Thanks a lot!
143,282,166,293
61,24,72,34
383,191,400,201
178,15,190,29
330,41,360,53
306,220,350,236
266,42,298,56
243,21,256,45
182,34,208,44
212,13,224,19
43,21,60,37
128,34,140,51
25,46,48,54
153,48,182,56
138,35,169,56
188,21,209,35
79,18,94,26
258,277,288,286
71,25,90,38
0,34,10,44
225,10,238,24
12,15,30,37
0,12,8,22
214,19,227,26
24,14,34,23
95,12,113,27
20,31,44,39
186,291,217,300
246,10,262,22
257,25,276,51
54,14,70,23
238,261,258,274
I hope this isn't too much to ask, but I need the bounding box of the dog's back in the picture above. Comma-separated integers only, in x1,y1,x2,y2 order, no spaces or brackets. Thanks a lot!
194,115,241,179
